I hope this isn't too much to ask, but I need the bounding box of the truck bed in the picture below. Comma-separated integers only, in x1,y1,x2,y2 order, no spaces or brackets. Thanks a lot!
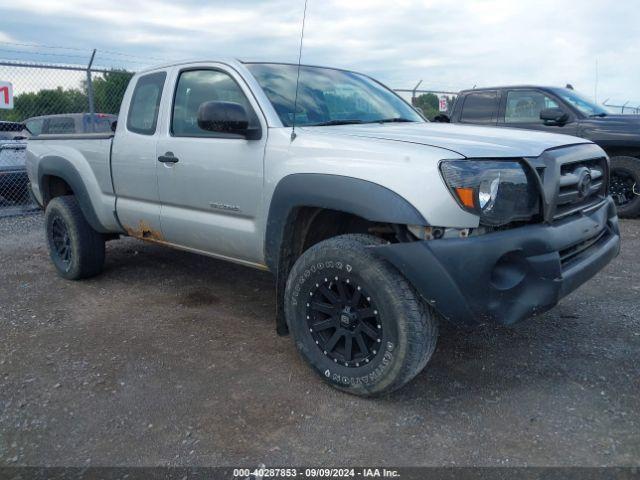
26,133,120,232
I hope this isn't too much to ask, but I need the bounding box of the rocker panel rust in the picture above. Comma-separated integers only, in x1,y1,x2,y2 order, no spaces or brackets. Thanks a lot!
124,220,165,243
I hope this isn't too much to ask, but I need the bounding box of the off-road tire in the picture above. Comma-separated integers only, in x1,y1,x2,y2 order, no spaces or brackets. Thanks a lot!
610,156,640,218
44,195,105,280
285,234,439,396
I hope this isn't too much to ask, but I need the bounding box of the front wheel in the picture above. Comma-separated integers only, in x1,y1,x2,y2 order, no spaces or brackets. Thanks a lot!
610,156,640,218
285,234,439,396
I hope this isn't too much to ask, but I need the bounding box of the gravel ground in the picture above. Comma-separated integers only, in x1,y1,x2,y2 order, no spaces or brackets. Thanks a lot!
0,213,638,467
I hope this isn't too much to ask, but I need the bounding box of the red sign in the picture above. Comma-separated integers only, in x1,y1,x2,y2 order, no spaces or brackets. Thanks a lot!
438,97,447,112
0,81,13,109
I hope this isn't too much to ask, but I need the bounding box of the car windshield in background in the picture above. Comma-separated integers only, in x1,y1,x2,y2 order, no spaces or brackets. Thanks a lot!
246,63,423,127
554,88,610,117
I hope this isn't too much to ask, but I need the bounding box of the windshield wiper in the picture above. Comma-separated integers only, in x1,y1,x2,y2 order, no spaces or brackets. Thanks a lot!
589,112,607,118
309,119,365,126
374,117,416,123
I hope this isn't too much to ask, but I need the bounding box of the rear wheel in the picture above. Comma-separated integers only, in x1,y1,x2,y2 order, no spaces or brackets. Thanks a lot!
285,234,439,396
44,195,105,280
610,156,640,218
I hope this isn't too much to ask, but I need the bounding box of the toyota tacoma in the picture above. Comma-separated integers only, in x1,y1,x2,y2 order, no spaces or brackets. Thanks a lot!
26,60,621,395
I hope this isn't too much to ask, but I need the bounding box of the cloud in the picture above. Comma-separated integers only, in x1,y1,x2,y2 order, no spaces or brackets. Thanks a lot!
0,0,638,103
0,31,15,42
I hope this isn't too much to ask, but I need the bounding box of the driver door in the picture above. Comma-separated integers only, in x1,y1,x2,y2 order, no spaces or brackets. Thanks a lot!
155,65,267,265
498,89,578,136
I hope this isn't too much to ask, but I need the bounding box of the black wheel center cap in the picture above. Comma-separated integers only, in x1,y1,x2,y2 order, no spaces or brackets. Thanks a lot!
340,307,356,328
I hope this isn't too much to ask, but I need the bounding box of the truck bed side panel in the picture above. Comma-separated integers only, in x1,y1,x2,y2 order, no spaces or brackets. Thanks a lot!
26,135,122,233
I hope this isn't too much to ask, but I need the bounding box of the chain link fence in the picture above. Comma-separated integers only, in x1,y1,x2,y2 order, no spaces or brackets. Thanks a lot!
0,125,31,217
394,88,458,119
603,101,640,115
0,60,134,217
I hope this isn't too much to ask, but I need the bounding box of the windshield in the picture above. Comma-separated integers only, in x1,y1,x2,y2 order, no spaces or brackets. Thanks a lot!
554,88,610,117
246,63,423,127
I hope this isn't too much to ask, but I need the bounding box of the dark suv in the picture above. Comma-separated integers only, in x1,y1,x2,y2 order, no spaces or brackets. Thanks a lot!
444,86,640,217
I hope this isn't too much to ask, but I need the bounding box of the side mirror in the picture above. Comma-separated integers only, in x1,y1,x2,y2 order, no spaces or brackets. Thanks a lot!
197,101,261,140
540,107,569,125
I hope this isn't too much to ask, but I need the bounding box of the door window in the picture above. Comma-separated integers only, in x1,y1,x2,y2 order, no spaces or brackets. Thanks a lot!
460,91,499,124
127,71,166,135
505,90,560,123
171,69,258,138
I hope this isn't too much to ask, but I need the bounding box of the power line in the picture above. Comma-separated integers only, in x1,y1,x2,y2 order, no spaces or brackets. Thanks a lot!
0,41,165,63
0,40,90,52
0,47,91,60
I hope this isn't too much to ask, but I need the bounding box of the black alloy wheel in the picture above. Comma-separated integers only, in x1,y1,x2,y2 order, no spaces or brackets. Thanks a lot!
50,215,72,271
44,195,106,280
306,275,382,368
610,168,637,208
609,156,640,218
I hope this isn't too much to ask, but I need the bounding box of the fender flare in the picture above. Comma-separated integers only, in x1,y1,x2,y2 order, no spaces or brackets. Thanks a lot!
265,174,427,336
37,155,109,233
264,173,427,271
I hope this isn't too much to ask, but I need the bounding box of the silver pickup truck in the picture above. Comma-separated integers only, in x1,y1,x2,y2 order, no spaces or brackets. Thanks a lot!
26,60,621,396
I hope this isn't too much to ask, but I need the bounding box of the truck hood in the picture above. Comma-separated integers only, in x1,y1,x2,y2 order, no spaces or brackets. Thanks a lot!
587,114,640,124
304,122,591,158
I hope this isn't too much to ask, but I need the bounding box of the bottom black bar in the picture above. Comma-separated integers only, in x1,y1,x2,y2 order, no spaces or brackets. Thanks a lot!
0,467,638,480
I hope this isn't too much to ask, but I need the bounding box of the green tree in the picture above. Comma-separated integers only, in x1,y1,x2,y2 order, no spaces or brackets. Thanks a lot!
0,68,133,122
92,70,134,114
413,93,456,120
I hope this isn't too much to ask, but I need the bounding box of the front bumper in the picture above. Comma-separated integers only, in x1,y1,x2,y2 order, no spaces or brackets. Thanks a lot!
374,197,620,326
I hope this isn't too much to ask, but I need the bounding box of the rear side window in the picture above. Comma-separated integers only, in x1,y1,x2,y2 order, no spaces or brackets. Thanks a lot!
460,91,499,124
45,117,76,134
25,119,43,136
127,72,166,135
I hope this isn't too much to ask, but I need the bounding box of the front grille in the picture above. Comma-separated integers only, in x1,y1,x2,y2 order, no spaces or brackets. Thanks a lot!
554,157,607,220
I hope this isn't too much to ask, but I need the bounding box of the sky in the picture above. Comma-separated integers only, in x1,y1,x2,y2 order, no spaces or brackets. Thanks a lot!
0,0,638,106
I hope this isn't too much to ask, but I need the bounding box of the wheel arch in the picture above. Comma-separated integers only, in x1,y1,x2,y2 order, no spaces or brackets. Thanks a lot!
265,173,428,335
37,155,108,234
265,174,427,271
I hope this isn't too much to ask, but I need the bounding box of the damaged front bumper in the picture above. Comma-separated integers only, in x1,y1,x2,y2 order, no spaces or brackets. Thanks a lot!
373,197,620,326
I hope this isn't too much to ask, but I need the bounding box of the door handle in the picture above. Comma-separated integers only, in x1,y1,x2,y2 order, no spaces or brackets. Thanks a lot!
158,152,179,163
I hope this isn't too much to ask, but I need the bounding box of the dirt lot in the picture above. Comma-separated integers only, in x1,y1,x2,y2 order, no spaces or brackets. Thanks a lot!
0,213,638,467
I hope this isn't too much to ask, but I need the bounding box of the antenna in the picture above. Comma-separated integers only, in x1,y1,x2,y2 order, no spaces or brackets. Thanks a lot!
291,0,309,141
594,58,599,103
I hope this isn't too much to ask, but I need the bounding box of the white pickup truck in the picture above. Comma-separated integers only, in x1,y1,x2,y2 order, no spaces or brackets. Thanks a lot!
27,60,620,395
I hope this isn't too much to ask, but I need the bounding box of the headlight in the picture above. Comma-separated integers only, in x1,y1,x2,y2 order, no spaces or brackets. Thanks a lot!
440,159,540,227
